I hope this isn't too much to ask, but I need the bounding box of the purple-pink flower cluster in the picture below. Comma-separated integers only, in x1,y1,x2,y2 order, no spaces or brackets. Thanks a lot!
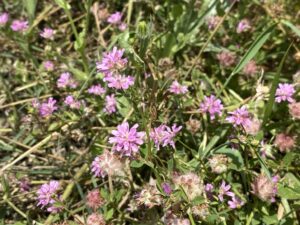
226,106,251,127
33,97,58,118
275,83,295,103
87,84,106,96
37,180,61,212
107,11,127,31
169,80,188,95
109,122,145,157
11,19,28,32
40,27,54,39
150,124,182,150
104,94,117,114
0,12,9,25
200,95,223,120
57,72,78,89
97,47,134,90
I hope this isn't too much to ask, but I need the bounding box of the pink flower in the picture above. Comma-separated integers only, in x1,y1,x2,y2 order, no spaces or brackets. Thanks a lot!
162,183,172,195
150,124,182,150
118,23,127,31
109,122,145,157
64,95,81,109
169,80,188,94
289,102,300,119
207,16,221,30
243,60,258,76
107,12,122,24
226,106,251,127
86,189,104,210
57,72,78,89
205,183,214,200
228,195,245,209
91,150,124,178
43,61,54,71
0,12,9,25
251,174,279,202
40,27,54,39
11,19,28,32
218,180,234,202
275,83,295,103
274,133,296,153
106,74,135,90
200,95,223,120
37,180,60,212
87,213,106,225
32,98,40,108
97,47,128,75
104,94,117,114
236,19,251,33
39,97,58,117
217,51,236,67
87,84,105,95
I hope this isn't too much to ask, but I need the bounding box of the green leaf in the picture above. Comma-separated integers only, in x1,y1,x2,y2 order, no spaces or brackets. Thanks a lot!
281,20,300,37
23,0,37,22
263,43,293,125
105,208,114,220
278,173,300,200
54,0,71,10
233,25,275,74
130,160,144,168
215,147,244,170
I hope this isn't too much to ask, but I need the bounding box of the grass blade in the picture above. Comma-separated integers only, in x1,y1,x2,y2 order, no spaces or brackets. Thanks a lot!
220,24,276,94
281,20,300,37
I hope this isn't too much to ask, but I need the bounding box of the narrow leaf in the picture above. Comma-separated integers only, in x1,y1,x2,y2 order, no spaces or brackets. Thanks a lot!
281,20,300,37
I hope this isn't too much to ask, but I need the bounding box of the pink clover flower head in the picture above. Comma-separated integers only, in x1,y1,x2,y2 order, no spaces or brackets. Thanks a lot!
57,72,78,89
107,11,122,24
43,60,54,71
236,19,251,33
217,51,236,67
251,174,279,202
118,23,127,31
91,150,124,178
64,95,81,109
150,124,182,150
87,84,105,95
0,12,9,25
40,27,54,39
37,180,60,212
275,83,295,103
106,74,135,90
39,97,58,117
11,19,28,32
169,80,188,94
109,122,145,157
289,102,300,119
243,60,258,76
200,95,223,120
86,189,104,210
218,180,234,202
228,195,245,209
226,106,251,127
96,47,128,74
104,94,117,114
